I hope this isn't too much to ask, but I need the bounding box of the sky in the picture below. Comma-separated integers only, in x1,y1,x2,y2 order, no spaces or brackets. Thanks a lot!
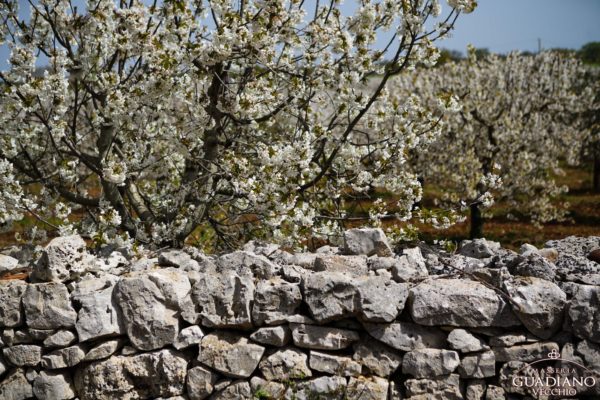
0,0,599,69
438,0,600,54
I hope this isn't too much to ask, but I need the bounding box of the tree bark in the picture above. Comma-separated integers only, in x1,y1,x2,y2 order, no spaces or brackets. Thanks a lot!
470,203,484,239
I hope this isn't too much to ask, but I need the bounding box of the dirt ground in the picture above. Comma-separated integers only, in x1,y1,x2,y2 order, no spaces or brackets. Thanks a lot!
1,163,598,252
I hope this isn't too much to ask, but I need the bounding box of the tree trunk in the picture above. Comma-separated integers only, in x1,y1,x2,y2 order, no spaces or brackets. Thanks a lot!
594,149,600,193
470,203,484,239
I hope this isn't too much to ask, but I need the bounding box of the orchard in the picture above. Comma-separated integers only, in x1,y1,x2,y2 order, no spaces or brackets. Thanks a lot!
391,49,598,238
0,0,597,251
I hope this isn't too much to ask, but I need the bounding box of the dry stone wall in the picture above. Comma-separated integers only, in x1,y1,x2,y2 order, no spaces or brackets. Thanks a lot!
0,230,599,400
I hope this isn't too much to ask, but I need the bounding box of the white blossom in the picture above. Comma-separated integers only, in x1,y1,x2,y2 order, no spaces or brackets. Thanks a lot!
0,0,476,248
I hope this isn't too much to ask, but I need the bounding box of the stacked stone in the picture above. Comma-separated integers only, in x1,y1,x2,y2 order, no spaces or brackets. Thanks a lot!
0,231,598,400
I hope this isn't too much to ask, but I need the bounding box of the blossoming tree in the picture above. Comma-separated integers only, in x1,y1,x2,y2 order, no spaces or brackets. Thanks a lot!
0,0,476,248
581,67,600,193
392,49,596,238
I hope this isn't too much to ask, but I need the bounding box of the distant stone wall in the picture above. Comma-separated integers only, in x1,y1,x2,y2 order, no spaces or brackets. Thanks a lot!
0,230,598,400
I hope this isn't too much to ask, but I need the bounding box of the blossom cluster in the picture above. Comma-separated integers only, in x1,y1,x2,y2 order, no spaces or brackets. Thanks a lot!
389,49,597,224
0,0,475,248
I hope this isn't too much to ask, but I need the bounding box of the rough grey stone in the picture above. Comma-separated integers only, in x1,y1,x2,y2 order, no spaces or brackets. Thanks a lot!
303,272,357,322
447,329,490,353
210,380,252,400
404,374,462,400
519,243,538,255
3,345,42,367
368,256,397,271
364,321,446,351
466,379,486,400
568,283,600,343
32,370,76,400
174,325,204,350
459,239,501,259
545,236,599,264
250,326,291,347
402,348,460,378
123,349,188,399
71,275,124,342
95,251,129,275
259,348,312,381
0,356,7,376
41,344,85,369
485,385,505,400
504,277,566,339
24,367,37,382
576,339,600,370
250,377,286,399
544,237,600,283
508,253,556,281
355,276,409,322
280,264,306,284
458,350,496,378
289,253,318,269
1,329,14,346
388,381,402,400
129,257,157,272
284,376,347,400
290,323,360,350
199,332,265,378
346,376,389,400
352,341,403,377
192,270,254,329
391,254,429,282
492,341,559,362
216,250,279,279
252,278,302,325
213,379,233,392
115,273,180,351
159,249,201,270
309,351,361,377
0,369,34,400
143,268,196,325
83,339,124,361
186,366,217,400
0,254,19,273
409,279,520,327
43,330,77,348
489,332,538,347
3,330,23,346
4,328,51,345
402,247,429,271
433,253,488,276
75,349,188,400
313,254,369,275
32,235,95,282
20,328,54,342
23,283,77,329
471,267,511,288
121,345,138,355
374,267,392,279
284,314,315,324
560,342,584,365
74,356,133,399
539,247,559,263
0,281,26,328
242,240,281,257
343,228,393,257
498,361,531,396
